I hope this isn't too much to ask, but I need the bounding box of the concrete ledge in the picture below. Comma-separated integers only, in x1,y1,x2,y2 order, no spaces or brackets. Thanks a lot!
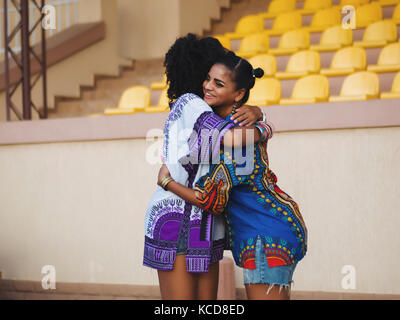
2,279,400,300
0,280,160,300
1,98,400,146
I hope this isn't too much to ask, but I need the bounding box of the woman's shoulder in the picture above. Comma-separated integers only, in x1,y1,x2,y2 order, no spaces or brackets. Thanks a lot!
177,92,201,102
173,93,211,111
167,93,212,123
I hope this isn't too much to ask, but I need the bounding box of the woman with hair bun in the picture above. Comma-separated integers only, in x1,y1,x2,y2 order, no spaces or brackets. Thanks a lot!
158,51,308,300
143,34,268,300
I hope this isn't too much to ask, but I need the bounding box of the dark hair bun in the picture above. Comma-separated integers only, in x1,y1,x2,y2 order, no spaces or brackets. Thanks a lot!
253,67,264,79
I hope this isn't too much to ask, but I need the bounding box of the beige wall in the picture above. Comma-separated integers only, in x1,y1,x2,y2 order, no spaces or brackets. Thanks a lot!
179,0,230,36
0,126,399,294
117,0,180,61
118,0,231,60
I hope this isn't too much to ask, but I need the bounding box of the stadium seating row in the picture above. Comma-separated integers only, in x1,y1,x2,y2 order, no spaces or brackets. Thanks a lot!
104,88,169,115
104,0,400,116
148,43,400,83
261,0,400,19
224,2,400,40
219,19,399,58
103,70,400,114
248,71,400,105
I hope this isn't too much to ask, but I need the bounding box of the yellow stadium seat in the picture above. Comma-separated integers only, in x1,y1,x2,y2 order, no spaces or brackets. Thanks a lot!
380,71,400,99
151,74,167,91
354,20,398,48
310,25,353,52
377,0,400,7
104,86,150,115
248,54,277,77
367,43,400,73
339,0,369,6
280,75,330,105
321,47,366,76
268,29,310,55
355,3,383,28
392,3,400,23
305,7,341,33
329,71,380,102
247,78,281,106
265,11,303,36
145,89,170,113
236,32,269,58
259,0,297,19
299,0,332,15
275,50,321,80
214,35,231,50
225,15,265,40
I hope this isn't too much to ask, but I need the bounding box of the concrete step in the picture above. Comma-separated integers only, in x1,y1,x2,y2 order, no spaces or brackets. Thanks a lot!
205,0,270,36
1,290,159,300
94,75,162,91
50,98,115,118
82,87,163,103
51,58,165,117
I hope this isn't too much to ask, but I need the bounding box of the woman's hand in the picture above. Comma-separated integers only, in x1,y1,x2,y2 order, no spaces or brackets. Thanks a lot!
157,164,171,186
230,105,263,127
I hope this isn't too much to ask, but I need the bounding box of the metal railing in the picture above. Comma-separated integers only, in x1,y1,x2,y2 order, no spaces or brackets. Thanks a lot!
0,0,78,56
3,0,53,120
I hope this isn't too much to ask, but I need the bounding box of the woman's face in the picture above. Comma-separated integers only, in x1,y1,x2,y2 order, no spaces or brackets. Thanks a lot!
203,63,245,109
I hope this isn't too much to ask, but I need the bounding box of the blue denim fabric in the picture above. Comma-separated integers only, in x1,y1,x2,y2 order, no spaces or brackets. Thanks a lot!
243,236,297,288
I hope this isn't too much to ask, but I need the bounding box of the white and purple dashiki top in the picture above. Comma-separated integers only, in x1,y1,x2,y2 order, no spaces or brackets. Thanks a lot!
143,93,235,273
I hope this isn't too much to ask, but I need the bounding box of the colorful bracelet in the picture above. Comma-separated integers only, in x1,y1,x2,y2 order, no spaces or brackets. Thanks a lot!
254,123,268,142
255,121,274,141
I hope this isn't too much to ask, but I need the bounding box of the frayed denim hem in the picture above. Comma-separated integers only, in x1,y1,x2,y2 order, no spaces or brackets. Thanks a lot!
245,281,294,296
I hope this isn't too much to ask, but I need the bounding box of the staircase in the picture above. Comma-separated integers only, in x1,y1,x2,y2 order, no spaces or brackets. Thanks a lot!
49,0,271,119
49,58,165,118
205,0,270,36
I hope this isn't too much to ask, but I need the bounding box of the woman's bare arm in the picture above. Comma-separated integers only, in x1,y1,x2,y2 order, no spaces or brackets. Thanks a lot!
222,126,261,148
221,105,267,147
166,181,202,208
158,165,227,215
230,104,264,127
158,164,201,207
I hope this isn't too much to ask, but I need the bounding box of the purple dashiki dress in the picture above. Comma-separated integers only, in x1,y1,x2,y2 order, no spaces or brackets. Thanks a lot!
143,93,235,273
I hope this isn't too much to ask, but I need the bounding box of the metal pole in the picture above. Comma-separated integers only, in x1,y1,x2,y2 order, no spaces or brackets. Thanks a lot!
4,0,11,121
41,0,48,119
21,0,32,120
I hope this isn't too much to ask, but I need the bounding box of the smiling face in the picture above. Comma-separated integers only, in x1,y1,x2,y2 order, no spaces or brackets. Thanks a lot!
203,63,245,112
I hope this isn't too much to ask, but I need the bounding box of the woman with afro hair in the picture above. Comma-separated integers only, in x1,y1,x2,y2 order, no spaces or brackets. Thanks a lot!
143,33,267,300
157,51,307,300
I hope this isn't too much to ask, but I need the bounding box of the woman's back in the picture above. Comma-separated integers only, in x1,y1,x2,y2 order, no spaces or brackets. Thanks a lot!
144,93,235,272
226,140,307,269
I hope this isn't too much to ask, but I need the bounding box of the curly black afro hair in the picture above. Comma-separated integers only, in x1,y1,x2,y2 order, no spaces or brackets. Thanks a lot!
164,33,227,105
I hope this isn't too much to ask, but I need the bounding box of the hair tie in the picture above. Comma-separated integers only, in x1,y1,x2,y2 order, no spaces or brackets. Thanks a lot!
252,69,256,78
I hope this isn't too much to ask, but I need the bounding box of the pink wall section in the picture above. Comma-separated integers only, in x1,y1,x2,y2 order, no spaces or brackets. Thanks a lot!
1,98,399,146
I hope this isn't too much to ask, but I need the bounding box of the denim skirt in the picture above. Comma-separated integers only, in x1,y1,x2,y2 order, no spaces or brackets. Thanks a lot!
243,235,297,290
